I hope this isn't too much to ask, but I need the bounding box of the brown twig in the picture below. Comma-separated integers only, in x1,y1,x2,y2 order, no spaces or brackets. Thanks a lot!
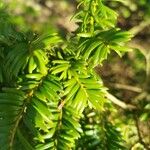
134,115,150,150
129,20,150,36
106,92,136,110
110,83,142,93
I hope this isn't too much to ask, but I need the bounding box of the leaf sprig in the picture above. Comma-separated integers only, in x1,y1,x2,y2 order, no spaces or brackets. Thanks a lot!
0,0,132,149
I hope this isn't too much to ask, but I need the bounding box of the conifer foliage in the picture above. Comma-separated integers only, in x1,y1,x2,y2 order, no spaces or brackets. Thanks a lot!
0,0,132,149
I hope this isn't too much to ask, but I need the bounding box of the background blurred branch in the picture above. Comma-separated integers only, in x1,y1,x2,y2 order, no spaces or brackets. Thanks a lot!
110,83,142,93
106,92,136,110
134,115,150,150
129,20,150,36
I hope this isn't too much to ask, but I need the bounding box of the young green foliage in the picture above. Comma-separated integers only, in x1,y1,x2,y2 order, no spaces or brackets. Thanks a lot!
0,0,132,149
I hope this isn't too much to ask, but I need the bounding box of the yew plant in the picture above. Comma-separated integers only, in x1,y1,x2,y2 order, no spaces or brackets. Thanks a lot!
0,0,132,149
